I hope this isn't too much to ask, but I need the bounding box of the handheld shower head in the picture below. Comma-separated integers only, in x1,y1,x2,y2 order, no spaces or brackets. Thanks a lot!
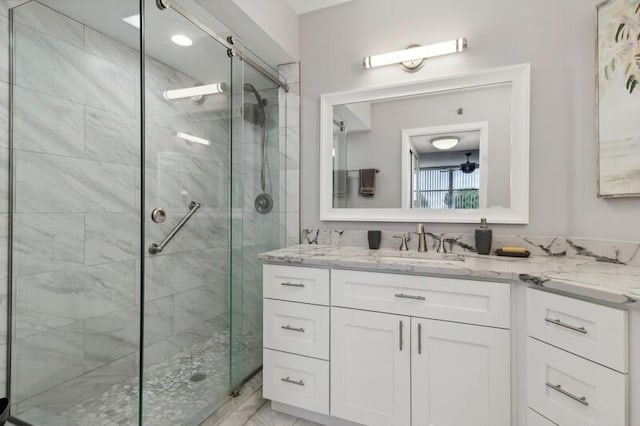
243,83,268,107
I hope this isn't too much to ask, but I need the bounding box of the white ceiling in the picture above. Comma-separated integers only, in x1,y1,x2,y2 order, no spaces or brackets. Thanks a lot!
411,130,480,154
285,0,352,15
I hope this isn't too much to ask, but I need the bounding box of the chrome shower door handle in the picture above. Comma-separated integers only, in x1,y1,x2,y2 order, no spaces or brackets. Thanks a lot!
148,201,201,255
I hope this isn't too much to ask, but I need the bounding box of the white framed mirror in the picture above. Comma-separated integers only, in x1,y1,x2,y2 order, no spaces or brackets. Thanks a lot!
320,63,531,223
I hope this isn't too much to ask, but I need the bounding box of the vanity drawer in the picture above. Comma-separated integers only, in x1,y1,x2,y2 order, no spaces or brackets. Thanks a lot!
263,299,329,360
527,338,627,426
263,349,329,415
528,409,557,426
263,265,329,305
526,288,628,372
331,270,510,328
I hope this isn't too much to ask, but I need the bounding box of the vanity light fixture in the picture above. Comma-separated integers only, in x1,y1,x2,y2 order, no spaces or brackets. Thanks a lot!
431,136,460,150
122,14,140,29
175,131,211,146
163,83,229,101
171,34,193,47
363,38,467,72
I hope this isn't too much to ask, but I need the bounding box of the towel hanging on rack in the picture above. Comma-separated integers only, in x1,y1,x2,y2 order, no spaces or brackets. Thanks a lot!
359,168,377,197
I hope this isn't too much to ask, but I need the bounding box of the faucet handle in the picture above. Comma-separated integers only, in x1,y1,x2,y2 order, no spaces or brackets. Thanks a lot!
392,234,410,251
440,237,459,254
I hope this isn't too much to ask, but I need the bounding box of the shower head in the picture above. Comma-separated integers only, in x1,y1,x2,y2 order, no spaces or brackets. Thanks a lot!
243,83,267,125
243,83,268,107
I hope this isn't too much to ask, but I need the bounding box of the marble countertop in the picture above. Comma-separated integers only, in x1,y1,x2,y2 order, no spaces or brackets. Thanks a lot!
258,245,640,306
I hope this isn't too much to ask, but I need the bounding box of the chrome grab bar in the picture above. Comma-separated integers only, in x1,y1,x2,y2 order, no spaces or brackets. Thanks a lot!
148,201,201,255
544,317,587,334
281,377,305,386
545,382,589,406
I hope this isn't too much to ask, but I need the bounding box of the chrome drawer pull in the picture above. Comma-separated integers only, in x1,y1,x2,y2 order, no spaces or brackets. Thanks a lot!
544,317,587,334
395,293,426,301
281,325,305,333
545,382,589,406
281,281,305,288
281,376,305,386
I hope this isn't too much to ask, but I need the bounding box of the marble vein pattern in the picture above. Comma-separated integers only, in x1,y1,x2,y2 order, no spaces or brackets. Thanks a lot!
259,244,640,306
301,228,640,265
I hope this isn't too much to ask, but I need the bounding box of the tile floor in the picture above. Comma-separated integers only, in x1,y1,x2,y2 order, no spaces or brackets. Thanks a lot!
207,386,322,426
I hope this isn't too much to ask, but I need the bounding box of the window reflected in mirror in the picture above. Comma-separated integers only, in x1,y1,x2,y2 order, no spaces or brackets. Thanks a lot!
410,130,481,209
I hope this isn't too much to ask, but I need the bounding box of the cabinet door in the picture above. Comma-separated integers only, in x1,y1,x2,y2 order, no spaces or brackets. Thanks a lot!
331,307,411,426
412,318,511,426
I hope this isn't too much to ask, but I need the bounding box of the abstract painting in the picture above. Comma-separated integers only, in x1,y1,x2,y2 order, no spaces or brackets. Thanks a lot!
597,0,640,196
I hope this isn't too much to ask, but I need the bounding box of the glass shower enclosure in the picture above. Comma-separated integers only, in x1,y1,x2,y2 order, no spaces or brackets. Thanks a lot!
7,0,288,424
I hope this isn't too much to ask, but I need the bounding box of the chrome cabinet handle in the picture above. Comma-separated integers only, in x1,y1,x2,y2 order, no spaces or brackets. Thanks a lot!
281,376,305,386
544,317,587,334
281,325,305,333
395,293,426,301
418,322,422,354
545,382,589,406
281,282,305,288
399,320,404,351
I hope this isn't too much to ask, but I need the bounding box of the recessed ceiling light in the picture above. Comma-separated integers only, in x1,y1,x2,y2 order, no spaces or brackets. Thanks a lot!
171,34,193,47
431,136,460,150
122,14,140,29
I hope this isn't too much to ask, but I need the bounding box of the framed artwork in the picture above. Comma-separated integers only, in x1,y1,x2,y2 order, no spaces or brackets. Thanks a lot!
597,0,640,197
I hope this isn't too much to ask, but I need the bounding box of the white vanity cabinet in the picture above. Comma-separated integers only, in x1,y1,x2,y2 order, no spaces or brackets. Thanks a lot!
331,308,411,426
525,288,629,426
411,318,511,426
263,264,512,426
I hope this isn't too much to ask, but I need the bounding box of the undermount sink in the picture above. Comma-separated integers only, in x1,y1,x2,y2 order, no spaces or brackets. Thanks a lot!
374,250,464,263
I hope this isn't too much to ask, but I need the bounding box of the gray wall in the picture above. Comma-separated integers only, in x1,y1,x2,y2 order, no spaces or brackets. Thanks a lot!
300,0,639,240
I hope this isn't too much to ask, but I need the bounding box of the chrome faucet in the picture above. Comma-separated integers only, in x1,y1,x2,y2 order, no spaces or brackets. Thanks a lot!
392,233,410,251
415,223,427,252
437,237,458,254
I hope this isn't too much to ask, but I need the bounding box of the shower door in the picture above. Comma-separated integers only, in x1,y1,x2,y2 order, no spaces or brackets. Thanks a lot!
141,2,233,424
8,0,286,424
9,1,144,424
142,1,286,425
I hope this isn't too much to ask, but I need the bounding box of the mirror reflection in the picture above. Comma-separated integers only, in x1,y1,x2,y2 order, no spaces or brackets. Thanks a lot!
331,83,512,210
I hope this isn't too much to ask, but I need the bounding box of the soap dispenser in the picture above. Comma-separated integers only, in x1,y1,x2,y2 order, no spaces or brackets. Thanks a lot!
475,218,492,255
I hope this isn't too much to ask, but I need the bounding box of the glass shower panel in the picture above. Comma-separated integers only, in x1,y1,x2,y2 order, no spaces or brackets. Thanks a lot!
142,1,231,424
9,1,142,424
230,58,286,389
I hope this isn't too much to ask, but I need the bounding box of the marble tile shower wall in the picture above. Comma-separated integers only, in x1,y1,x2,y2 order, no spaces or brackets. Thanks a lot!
3,1,229,407
0,0,19,401
278,62,300,248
